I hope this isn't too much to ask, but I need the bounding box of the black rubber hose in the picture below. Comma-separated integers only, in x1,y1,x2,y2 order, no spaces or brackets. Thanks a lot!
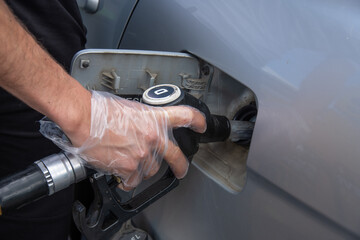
0,164,48,214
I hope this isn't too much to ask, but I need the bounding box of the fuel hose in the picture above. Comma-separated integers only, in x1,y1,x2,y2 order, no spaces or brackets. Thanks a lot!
0,152,87,214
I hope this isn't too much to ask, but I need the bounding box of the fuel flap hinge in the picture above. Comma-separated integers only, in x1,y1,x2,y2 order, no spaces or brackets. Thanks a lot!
101,70,121,93
180,63,214,99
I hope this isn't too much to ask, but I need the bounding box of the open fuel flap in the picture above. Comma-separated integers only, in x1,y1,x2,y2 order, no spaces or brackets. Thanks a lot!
71,49,256,194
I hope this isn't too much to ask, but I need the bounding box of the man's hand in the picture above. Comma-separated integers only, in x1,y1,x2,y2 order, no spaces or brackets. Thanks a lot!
42,91,206,190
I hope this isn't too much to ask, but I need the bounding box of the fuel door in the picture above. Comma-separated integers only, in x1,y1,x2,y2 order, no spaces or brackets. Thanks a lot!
71,49,209,101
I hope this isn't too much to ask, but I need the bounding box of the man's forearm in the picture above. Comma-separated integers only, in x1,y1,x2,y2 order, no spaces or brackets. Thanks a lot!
0,1,91,142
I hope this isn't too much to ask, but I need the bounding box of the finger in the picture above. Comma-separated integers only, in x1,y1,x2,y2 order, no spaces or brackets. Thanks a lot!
160,139,189,179
143,156,161,180
163,106,207,133
117,182,134,192
117,171,142,191
113,176,134,192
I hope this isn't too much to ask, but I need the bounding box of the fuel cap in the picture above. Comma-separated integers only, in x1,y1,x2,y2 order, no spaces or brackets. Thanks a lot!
142,84,183,106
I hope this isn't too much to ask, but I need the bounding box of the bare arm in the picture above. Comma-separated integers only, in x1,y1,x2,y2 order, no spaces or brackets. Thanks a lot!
0,1,91,143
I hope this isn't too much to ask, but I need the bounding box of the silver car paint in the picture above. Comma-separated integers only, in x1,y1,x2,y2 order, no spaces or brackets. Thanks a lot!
80,0,360,238
78,0,137,48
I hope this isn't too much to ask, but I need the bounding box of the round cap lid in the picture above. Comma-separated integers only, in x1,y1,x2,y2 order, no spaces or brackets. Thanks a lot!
142,84,182,105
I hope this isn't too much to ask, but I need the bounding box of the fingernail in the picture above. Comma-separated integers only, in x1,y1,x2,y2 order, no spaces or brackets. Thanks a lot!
117,182,134,192
191,124,207,134
177,161,190,179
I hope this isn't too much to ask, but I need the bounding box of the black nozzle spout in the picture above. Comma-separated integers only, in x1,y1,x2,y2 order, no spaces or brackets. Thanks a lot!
199,115,231,143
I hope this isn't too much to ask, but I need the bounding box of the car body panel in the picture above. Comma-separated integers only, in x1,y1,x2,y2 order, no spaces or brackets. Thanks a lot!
77,0,137,48
80,0,360,238
133,167,356,239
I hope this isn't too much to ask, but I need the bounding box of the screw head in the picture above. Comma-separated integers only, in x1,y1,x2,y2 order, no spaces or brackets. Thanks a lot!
80,59,90,68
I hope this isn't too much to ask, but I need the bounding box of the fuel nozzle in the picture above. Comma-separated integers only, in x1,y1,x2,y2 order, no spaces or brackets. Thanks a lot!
142,84,254,158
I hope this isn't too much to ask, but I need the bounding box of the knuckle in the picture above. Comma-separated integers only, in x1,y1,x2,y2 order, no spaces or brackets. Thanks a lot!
167,147,181,164
144,129,158,145
184,108,195,124
136,148,150,159
124,160,138,173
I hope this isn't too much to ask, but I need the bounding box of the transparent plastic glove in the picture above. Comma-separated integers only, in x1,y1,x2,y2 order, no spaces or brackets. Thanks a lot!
40,91,206,190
